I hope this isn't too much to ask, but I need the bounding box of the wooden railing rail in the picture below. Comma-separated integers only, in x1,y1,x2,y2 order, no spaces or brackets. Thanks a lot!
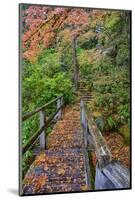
80,100,130,189
22,95,64,155
80,100,112,168
22,95,63,122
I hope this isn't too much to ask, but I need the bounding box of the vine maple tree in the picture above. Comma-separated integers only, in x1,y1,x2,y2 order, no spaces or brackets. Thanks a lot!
22,6,93,62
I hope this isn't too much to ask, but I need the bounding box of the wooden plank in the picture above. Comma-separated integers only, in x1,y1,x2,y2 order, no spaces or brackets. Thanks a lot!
55,96,63,120
82,143,91,189
95,161,130,189
80,101,87,129
102,161,130,188
39,110,46,149
86,115,112,168
81,101,112,168
80,100,88,148
95,164,114,189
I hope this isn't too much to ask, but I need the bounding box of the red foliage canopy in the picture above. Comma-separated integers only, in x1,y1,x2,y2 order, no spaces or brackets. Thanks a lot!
21,6,91,62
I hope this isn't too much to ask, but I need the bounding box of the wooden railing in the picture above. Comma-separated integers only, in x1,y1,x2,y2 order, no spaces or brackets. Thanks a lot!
80,100,130,189
22,95,64,154
80,100,112,168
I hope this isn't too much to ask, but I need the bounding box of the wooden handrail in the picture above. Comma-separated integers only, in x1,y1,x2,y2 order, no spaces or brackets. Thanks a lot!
22,95,63,121
80,100,112,168
22,125,45,154
22,87,73,154
22,92,66,154
22,103,64,154
22,85,73,121
80,96,130,189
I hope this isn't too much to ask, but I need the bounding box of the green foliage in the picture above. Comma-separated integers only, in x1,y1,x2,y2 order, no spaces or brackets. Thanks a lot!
119,125,130,146
88,61,130,131
106,116,117,129
22,150,34,178
80,37,98,49
105,12,121,33
116,43,130,66
22,114,39,144
22,10,131,178
22,49,75,176
95,117,104,132
78,49,94,90
22,49,74,113
80,11,130,137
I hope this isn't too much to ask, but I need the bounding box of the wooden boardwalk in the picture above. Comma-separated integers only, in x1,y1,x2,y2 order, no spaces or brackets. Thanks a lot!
22,104,91,195
21,80,130,195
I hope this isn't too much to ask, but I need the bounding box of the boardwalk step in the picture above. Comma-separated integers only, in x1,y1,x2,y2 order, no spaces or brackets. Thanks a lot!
43,183,89,193
23,183,89,194
23,148,89,194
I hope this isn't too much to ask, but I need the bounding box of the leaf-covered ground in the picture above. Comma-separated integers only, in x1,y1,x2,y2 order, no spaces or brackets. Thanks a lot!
91,133,130,170
105,133,130,168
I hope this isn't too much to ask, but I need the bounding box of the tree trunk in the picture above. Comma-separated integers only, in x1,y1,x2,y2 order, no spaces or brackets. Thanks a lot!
72,37,79,90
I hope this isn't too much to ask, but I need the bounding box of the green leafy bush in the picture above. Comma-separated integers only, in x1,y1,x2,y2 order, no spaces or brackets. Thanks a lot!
22,49,75,176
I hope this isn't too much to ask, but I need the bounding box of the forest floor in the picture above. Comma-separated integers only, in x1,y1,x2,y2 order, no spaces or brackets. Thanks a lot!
105,133,130,168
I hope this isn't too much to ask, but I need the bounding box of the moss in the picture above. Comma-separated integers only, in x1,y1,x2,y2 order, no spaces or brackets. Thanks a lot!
119,125,130,146
92,111,102,118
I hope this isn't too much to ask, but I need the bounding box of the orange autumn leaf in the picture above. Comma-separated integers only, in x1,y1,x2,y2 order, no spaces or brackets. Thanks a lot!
34,174,48,191
57,168,65,175
81,185,88,191
34,153,48,165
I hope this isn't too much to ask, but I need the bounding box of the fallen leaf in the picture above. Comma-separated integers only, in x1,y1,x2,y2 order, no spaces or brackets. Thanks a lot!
57,168,65,175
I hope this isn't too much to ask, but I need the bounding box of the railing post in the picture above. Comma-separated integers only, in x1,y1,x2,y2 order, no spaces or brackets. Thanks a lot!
39,110,46,149
56,96,63,120
80,100,88,148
